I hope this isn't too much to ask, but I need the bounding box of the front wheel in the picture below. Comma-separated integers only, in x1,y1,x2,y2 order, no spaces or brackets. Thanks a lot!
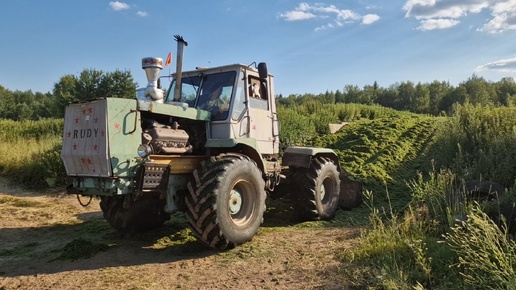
292,157,340,221
185,155,266,250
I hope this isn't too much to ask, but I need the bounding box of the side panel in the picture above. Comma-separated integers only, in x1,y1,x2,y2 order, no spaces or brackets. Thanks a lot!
61,99,110,176
107,98,142,177
61,98,142,178
248,107,275,155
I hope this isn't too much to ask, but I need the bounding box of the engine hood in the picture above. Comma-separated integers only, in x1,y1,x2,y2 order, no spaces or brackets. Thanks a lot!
137,99,211,121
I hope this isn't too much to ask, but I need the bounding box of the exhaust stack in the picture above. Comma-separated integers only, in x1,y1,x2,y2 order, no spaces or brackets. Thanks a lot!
172,35,188,102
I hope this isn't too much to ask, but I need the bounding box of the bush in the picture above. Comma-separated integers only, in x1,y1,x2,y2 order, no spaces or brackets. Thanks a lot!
4,143,66,189
435,104,516,187
0,118,63,142
277,107,316,147
39,143,67,186
0,119,65,188
444,207,516,290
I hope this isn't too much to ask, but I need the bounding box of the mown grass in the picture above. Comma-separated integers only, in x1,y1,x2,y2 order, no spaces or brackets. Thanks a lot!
51,238,113,261
313,114,442,211
278,102,402,146
0,195,46,207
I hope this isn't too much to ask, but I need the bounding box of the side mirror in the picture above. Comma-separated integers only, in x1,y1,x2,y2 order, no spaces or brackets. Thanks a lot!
258,62,268,79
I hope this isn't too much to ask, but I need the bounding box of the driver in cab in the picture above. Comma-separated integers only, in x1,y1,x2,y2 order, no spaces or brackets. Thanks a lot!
199,85,228,119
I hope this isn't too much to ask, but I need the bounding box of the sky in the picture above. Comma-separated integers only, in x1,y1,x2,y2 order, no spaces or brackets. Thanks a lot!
1,0,516,96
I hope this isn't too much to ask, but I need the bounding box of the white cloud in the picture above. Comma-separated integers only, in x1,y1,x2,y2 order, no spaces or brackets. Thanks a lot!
403,0,489,19
480,0,516,33
492,0,516,14
279,2,380,30
476,57,516,73
315,20,342,31
366,5,380,10
363,14,380,25
109,1,130,11
417,18,460,30
403,0,516,33
337,10,361,21
315,23,334,31
312,4,340,14
136,11,148,17
279,10,316,21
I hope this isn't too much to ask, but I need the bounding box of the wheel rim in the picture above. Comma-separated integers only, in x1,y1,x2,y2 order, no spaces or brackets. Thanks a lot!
319,183,326,201
320,176,333,203
228,179,254,226
229,189,243,215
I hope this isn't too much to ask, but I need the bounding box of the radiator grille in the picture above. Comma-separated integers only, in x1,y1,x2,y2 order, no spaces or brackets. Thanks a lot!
138,164,170,191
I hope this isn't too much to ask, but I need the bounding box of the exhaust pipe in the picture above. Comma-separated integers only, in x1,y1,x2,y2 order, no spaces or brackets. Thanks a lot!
173,35,188,102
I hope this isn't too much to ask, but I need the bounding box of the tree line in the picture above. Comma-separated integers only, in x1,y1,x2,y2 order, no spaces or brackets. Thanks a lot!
278,75,516,115
0,69,136,120
1,69,516,121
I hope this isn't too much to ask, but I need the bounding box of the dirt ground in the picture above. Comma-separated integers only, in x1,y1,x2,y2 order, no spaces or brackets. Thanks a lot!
0,178,359,290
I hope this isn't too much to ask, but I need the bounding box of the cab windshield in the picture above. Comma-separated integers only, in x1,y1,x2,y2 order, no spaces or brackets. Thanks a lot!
166,71,236,121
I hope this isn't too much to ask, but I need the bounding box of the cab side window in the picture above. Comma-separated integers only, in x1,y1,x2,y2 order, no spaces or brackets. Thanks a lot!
248,76,268,110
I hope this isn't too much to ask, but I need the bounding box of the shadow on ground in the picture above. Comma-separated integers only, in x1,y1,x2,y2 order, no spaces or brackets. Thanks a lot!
0,211,216,278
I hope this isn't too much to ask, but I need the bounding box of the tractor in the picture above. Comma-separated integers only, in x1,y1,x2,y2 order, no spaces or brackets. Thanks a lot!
61,36,361,250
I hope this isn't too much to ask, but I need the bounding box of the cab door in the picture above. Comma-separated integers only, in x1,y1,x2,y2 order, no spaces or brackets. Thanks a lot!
247,75,279,155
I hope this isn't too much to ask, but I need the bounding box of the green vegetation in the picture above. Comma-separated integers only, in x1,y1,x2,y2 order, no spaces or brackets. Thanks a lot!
275,99,516,289
0,118,65,188
335,104,516,289
2,72,516,288
434,103,516,187
278,102,400,145
445,208,516,290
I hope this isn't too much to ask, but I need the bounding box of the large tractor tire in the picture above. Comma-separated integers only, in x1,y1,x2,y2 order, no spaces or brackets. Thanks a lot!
292,156,340,221
99,192,170,233
186,155,266,250
464,180,505,202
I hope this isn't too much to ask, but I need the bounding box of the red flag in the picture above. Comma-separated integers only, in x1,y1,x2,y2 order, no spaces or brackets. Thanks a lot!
165,52,172,66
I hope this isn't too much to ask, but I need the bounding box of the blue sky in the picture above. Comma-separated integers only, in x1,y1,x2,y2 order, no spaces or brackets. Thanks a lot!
1,0,516,96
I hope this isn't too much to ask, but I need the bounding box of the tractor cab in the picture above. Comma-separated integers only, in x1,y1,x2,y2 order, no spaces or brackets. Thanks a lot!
164,63,280,156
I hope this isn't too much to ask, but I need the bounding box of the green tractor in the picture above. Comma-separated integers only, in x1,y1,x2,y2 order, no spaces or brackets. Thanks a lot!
61,36,361,250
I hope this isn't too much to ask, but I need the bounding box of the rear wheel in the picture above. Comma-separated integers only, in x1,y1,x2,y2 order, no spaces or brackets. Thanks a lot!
185,155,266,250
99,192,170,232
464,180,505,202
292,157,340,221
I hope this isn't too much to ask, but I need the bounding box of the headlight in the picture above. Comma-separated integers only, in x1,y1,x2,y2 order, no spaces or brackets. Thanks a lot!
137,144,152,158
